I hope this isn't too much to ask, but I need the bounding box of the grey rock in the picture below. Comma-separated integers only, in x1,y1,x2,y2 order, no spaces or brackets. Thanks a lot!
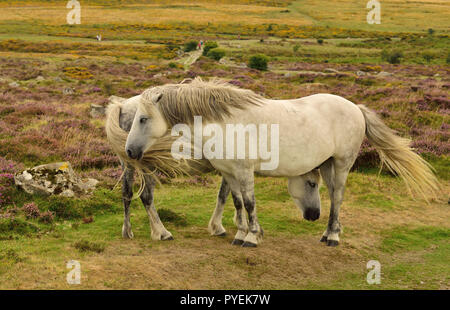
9,81,19,88
356,70,366,76
377,71,393,78
90,104,106,118
14,162,98,197
324,68,339,74
63,87,74,95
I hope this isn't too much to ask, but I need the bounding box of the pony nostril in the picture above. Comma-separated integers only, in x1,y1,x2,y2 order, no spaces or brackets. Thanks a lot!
136,151,143,160
304,208,320,221
126,149,133,158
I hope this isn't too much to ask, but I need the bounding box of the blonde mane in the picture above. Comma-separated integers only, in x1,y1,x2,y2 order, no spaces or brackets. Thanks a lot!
105,100,213,185
140,77,264,126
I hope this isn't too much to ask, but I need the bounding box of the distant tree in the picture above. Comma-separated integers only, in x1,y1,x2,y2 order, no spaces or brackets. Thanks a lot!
183,40,198,52
207,48,226,61
381,49,403,64
248,54,269,71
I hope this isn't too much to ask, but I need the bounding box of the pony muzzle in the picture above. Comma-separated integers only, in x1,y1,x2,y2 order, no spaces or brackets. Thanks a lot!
126,147,143,160
303,208,320,221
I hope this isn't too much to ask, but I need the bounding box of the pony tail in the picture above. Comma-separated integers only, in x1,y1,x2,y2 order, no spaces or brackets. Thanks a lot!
358,104,439,201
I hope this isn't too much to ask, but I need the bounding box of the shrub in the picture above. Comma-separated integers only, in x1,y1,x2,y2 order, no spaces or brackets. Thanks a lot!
22,202,40,219
39,211,54,224
207,48,226,61
446,52,450,64
183,40,198,52
73,240,105,253
381,49,403,64
293,44,300,53
0,157,17,207
248,54,269,71
202,41,218,56
428,28,435,35
317,39,324,44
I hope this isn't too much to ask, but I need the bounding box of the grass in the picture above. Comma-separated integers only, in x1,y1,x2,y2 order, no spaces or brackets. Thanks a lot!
0,172,448,289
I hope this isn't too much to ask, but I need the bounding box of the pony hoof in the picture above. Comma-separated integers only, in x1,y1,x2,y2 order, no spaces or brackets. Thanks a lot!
320,236,327,243
231,239,244,246
162,236,174,241
326,240,339,247
242,241,257,248
216,232,227,237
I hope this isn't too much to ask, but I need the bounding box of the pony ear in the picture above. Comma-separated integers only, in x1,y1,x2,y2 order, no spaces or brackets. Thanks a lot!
179,78,193,84
152,93,163,103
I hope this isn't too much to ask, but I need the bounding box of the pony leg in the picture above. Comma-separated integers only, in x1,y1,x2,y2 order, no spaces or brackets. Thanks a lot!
140,175,173,241
238,173,263,247
121,164,134,239
230,190,248,246
241,190,263,247
208,176,229,236
320,158,351,247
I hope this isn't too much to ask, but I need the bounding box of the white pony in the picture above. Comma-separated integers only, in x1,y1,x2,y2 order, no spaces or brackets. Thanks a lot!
108,78,438,247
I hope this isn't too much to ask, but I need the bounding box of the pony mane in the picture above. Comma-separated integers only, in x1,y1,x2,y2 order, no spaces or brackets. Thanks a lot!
141,77,264,126
105,99,213,184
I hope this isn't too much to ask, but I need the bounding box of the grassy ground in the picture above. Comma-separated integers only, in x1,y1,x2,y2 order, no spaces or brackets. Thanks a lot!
0,0,449,289
1,173,449,289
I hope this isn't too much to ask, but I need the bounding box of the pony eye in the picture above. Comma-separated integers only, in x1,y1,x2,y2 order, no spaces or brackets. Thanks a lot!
307,181,316,188
140,117,148,124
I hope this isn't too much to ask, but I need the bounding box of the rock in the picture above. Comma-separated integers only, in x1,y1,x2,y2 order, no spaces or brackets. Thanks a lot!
153,73,163,78
36,76,45,81
63,87,74,95
53,76,64,82
377,71,393,78
90,104,106,118
9,82,19,88
14,162,98,197
284,72,293,78
356,70,366,76
324,68,339,74
303,83,328,90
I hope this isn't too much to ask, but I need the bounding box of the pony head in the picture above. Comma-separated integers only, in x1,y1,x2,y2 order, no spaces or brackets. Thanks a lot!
125,91,168,160
288,170,321,221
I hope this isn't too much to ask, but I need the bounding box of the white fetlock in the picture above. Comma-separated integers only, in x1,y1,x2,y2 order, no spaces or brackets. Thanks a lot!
242,231,262,247
151,229,173,241
122,225,134,239
208,221,226,236
234,229,247,242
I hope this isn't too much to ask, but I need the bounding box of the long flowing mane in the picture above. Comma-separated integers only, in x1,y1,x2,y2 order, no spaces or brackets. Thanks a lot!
141,77,264,126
